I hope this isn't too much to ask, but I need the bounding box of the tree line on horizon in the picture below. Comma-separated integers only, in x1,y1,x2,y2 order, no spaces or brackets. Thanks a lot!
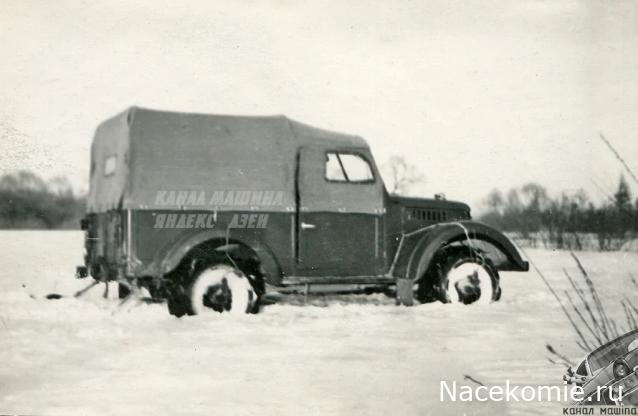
0,170,85,229
478,176,638,250
1,167,637,251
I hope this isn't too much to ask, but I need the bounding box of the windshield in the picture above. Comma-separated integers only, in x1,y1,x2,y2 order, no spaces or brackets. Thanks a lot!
588,330,638,373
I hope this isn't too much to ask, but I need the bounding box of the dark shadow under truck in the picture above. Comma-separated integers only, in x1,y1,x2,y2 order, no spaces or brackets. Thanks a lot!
76,107,529,315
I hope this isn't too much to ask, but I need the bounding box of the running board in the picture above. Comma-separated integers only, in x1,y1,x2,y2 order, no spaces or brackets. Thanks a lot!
281,275,396,286
263,283,395,299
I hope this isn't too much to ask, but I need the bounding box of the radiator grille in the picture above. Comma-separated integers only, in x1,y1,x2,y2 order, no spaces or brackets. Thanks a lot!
406,208,469,222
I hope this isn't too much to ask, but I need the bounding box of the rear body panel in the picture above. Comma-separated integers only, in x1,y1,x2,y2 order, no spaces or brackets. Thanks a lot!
83,210,126,279
132,210,294,276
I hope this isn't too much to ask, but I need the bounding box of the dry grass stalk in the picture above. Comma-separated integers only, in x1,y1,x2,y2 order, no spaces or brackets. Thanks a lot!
549,252,638,353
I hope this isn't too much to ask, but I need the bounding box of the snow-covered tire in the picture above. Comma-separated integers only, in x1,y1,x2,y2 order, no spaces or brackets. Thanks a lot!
416,245,501,305
188,265,259,315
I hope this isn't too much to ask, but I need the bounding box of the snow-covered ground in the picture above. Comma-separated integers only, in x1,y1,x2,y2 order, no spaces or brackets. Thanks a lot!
1,231,637,415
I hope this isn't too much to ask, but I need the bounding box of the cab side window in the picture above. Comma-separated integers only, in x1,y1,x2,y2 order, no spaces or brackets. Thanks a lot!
325,153,347,181
325,152,374,183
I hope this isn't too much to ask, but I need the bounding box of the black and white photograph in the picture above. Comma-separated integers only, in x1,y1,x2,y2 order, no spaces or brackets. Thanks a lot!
1,1,637,415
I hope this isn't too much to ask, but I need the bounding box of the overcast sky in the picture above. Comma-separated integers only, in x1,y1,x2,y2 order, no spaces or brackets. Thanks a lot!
1,0,637,210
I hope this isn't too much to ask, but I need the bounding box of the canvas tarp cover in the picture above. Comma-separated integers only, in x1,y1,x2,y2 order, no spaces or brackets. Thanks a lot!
87,107,367,213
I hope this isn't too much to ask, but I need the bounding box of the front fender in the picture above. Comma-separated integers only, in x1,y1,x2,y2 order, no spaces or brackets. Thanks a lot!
403,221,529,281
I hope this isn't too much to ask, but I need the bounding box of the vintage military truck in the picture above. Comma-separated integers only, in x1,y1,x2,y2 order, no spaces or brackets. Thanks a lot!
77,107,528,316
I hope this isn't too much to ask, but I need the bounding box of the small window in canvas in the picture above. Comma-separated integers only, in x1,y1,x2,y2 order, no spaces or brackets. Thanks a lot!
104,155,116,176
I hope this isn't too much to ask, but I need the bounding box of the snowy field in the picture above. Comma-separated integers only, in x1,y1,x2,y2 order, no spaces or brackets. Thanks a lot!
1,231,637,415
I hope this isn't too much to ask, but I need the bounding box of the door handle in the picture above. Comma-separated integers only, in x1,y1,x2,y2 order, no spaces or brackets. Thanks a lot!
301,222,316,230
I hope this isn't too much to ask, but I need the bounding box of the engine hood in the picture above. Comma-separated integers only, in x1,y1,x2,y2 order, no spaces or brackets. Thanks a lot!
388,195,472,233
391,195,470,216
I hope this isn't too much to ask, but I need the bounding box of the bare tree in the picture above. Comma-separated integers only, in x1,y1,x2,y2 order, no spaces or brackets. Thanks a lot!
484,189,504,215
520,182,550,212
381,155,426,195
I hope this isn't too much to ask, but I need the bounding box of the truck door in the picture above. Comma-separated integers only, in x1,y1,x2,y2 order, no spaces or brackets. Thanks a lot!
297,146,384,276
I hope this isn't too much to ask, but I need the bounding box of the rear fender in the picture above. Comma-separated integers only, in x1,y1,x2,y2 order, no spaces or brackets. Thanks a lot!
143,230,283,286
404,221,529,281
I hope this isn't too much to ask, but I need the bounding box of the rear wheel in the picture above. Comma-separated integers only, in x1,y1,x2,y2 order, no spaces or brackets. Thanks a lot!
166,262,261,317
189,265,259,315
416,245,501,305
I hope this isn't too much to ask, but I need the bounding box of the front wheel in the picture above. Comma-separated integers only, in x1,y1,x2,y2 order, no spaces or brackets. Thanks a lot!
416,245,501,305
